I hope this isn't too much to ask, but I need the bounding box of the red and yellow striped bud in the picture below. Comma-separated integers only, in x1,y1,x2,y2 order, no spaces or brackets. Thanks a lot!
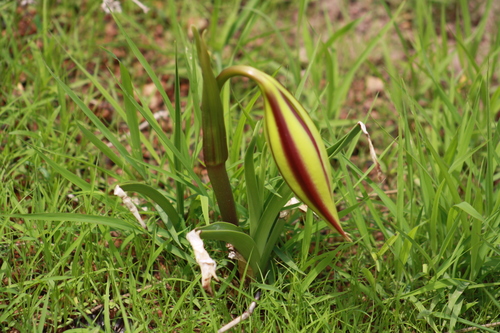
218,66,351,242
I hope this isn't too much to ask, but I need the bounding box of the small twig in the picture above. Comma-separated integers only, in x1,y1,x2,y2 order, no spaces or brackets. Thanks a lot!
131,0,149,13
367,189,399,197
449,321,500,333
218,291,261,333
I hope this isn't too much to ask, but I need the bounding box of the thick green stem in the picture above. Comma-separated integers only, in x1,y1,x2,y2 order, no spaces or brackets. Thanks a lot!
174,48,185,219
206,163,238,225
193,28,239,226
217,65,258,90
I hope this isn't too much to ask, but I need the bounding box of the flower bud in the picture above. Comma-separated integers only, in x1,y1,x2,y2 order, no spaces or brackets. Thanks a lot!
218,66,351,241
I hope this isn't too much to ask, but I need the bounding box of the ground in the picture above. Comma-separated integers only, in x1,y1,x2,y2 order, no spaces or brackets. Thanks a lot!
1,0,500,332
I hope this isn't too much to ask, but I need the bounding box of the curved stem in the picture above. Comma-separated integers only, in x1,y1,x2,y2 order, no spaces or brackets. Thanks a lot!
208,65,268,227
217,65,266,90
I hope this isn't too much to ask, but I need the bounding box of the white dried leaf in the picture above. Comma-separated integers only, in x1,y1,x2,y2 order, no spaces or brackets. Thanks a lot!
187,230,219,295
114,185,147,229
280,197,309,218
358,121,384,182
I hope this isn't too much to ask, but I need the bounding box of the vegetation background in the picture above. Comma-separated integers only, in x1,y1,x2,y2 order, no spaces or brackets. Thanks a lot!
1,0,499,332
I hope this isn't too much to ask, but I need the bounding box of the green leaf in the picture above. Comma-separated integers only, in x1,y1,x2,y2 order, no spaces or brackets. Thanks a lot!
123,183,183,247
77,122,131,177
254,181,293,256
32,148,125,210
193,27,228,166
273,246,305,275
44,65,145,178
260,218,286,271
454,202,484,222
245,134,262,237
113,16,175,118
173,46,186,218
329,2,404,118
120,63,144,169
6,213,193,264
300,243,350,293
33,148,92,192
401,278,469,299
119,183,181,228
6,213,142,232
197,222,262,274
327,123,363,158
322,19,362,49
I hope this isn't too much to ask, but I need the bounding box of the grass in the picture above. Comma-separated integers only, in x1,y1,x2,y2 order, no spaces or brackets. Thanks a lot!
1,0,500,332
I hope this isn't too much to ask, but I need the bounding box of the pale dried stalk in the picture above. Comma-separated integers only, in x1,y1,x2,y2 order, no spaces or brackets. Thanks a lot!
131,0,149,13
114,185,147,229
218,291,261,333
449,321,500,333
358,121,384,183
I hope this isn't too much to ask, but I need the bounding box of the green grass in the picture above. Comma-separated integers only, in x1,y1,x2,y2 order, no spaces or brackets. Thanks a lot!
1,0,500,332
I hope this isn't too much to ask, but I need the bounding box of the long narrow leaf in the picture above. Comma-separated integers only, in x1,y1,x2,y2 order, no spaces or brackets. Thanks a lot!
119,183,181,229
34,148,92,192
120,63,144,169
6,213,142,232
45,65,146,178
197,222,262,274
117,81,208,196
173,47,185,217
113,17,175,118
327,123,363,158
330,3,404,118
254,181,293,256
77,122,132,178
245,135,262,238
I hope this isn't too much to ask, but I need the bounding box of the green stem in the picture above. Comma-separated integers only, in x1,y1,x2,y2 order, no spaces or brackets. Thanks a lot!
174,46,185,219
206,163,238,226
193,28,238,226
217,65,259,89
